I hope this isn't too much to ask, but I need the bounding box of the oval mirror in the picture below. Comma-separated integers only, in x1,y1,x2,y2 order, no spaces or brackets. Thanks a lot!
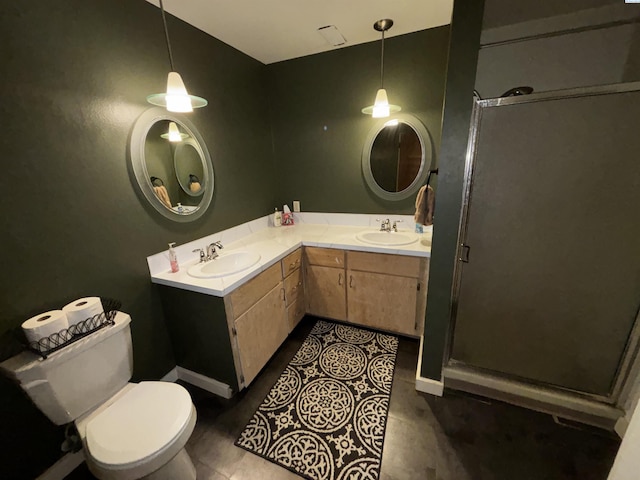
130,108,214,222
362,114,433,201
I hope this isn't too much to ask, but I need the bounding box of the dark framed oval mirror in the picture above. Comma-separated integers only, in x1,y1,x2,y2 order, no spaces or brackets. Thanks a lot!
130,108,214,222
362,114,433,201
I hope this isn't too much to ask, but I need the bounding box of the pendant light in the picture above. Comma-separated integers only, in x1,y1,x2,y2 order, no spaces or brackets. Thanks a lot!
160,121,188,141
362,19,401,118
147,0,207,112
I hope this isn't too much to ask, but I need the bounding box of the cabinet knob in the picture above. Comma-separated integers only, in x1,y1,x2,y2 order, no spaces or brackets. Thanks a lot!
338,273,343,286
349,275,354,288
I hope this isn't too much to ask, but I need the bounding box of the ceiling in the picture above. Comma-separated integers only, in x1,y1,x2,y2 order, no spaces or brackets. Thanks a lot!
145,0,453,65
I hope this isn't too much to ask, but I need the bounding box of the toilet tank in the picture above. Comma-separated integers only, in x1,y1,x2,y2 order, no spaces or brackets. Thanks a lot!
0,311,133,425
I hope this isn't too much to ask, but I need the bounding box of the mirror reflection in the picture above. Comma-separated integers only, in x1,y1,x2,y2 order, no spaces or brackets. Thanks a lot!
130,108,214,222
174,139,205,197
362,114,432,201
144,121,205,213
370,122,422,192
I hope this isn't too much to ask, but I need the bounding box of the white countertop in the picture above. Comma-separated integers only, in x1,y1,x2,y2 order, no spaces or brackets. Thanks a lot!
150,223,431,297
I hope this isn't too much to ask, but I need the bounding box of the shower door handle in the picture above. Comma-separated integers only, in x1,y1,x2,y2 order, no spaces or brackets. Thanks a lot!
459,244,470,263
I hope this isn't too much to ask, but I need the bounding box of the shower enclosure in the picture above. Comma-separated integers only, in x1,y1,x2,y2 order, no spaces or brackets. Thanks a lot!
445,82,640,426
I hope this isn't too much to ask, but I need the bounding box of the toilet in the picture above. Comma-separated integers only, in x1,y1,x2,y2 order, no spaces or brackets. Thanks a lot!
1,312,197,480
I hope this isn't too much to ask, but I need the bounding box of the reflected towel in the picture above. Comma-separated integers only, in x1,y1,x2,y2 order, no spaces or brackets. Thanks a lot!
153,185,172,209
414,185,435,226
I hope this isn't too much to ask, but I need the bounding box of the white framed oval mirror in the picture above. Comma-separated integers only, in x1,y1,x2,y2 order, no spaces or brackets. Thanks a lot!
130,108,214,222
362,113,433,201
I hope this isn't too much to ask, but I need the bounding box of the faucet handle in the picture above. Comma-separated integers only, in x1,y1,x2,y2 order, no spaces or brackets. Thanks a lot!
192,248,206,263
376,218,390,231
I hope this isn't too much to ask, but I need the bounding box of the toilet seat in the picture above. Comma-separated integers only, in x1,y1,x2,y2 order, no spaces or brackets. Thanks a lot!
84,382,195,475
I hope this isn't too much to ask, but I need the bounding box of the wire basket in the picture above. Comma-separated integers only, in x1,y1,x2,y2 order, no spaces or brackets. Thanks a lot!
26,298,122,359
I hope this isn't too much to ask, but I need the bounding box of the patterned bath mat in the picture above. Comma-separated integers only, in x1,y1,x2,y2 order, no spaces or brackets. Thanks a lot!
235,320,399,480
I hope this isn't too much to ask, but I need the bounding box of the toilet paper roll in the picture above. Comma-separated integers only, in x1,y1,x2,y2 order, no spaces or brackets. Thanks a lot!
62,297,105,327
22,310,69,344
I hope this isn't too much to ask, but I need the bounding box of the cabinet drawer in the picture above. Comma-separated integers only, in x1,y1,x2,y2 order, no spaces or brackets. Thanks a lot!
287,298,305,333
348,250,422,278
284,268,304,306
282,249,302,277
305,247,345,267
226,263,282,319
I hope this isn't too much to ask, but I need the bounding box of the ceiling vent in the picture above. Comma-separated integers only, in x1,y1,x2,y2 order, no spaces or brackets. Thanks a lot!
317,25,347,46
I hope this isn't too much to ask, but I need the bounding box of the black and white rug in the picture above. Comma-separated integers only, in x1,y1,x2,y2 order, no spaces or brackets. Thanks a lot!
235,320,399,480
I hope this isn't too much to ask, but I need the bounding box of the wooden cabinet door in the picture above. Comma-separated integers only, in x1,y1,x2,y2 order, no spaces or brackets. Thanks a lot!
234,284,287,386
287,297,306,333
347,270,418,336
305,265,347,321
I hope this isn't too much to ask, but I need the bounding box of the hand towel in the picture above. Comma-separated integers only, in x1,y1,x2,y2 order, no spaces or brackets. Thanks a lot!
153,185,172,209
414,185,435,226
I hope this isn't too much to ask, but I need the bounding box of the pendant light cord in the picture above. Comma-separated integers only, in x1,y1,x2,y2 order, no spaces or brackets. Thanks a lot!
380,30,385,88
159,0,176,71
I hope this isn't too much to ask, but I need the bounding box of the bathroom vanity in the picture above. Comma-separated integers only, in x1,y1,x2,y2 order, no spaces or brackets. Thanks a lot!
305,247,428,336
149,214,430,395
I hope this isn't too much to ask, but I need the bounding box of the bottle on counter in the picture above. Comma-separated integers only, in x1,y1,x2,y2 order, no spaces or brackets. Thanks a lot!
274,208,282,227
168,242,180,273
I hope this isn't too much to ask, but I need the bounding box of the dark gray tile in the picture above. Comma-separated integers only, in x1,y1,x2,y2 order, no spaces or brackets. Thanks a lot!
380,414,438,478
228,452,302,480
194,460,230,480
388,375,435,425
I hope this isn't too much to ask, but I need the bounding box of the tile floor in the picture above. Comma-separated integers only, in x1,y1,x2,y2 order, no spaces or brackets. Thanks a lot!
68,316,620,480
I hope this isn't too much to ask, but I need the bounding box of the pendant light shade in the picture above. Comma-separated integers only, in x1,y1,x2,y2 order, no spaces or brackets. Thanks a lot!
146,0,207,112
160,121,189,141
362,19,401,118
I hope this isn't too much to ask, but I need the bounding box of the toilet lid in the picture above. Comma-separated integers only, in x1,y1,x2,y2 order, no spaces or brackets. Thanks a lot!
86,382,193,467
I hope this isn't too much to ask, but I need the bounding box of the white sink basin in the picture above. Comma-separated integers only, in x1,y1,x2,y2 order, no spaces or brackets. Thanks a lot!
187,251,261,278
356,231,419,246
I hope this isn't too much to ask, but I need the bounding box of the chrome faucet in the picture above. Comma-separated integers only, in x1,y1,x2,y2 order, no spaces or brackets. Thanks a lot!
206,241,223,260
378,218,391,232
392,220,402,232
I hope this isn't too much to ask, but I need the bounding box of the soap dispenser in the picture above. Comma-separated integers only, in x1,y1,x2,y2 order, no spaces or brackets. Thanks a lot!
274,208,282,227
168,242,180,273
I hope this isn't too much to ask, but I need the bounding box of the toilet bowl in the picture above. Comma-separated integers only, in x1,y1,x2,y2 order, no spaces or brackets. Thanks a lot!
77,382,197,480
0,312,198,480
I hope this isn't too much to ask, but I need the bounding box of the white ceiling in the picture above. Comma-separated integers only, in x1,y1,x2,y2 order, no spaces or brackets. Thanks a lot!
146,0,453,65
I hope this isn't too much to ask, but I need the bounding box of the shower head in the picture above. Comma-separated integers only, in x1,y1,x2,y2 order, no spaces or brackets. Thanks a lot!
500,86,534,97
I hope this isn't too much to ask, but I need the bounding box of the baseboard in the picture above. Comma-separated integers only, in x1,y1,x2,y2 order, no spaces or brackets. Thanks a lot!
415,375,445,396
176,366,233,399
160,367,179,383
36,451,84,480
414,335,444,396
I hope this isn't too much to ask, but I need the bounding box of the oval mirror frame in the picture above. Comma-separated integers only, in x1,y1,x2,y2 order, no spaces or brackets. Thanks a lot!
130,108,214,222
361,113,433,201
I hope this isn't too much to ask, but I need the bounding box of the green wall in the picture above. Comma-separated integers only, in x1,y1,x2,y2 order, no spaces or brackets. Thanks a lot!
0,1,275,477
267,27,450,214
420,0,486,379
